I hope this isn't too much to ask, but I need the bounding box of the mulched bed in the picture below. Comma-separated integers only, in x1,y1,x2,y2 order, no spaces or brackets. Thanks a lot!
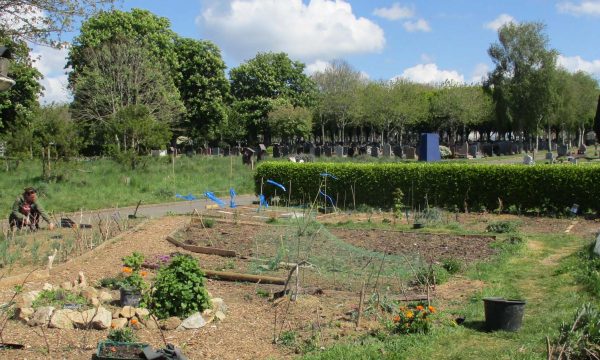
328,228,498,263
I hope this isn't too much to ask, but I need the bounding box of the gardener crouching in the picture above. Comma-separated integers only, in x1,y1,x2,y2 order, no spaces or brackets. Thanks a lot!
9,187,55,231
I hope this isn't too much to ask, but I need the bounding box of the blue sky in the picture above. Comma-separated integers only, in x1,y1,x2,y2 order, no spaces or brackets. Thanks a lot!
35,0,600,103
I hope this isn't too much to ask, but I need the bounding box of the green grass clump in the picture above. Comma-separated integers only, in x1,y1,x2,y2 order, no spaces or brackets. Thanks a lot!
486,220,520,233
32,289,88,309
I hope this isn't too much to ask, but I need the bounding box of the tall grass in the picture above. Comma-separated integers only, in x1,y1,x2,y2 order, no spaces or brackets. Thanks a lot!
0,156,254,217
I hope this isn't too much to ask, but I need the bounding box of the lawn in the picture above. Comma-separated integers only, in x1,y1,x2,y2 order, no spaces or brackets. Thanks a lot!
0,156,255,218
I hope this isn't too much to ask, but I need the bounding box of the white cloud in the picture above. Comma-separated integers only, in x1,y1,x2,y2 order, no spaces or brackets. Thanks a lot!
396,63,464,84
305,59,330,74
403,19,431,32
197,0,385,62
557,1,600,16
484,14,517,31
420,53,434,63
470,63,490,84
373,3,414,20
30,45,72,104
557,55,600,76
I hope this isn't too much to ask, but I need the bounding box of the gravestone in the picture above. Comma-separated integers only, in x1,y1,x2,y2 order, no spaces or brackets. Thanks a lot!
0,141,4,157
481,144,493,157
382,143,392,157
314,146,322,157
211,147,220,156
594,233,600,256
231,147,240,156
418,133,441,162
523,154,534,165
557,145,568,157
347,146,355,157
568,156,578,165
335,145,344,157
223,147,230,156
273,144,281,158
358,146,367,155
404,146,416,160
468,143,479,158
498,141,510,155
343,146,349,156
578,144,587,155
371,146,379,157
306,143,316,156
551,143,558,151
324,146,333,157
545,152,555,163
393,145,403,158
281,145,289,157
242,148,255,165
257,144,267,161
510,142,519,155
457,143,469,158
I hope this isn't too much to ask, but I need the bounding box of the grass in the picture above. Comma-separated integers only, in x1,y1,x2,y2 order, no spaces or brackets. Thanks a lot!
301,232,595,359
0,156,254,218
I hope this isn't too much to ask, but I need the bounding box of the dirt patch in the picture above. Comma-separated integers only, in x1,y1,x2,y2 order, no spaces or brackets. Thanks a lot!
328,228,498,263
435,277,485,302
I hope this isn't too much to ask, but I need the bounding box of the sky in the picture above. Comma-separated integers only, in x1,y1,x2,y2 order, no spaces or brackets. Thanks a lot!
32,0,600,104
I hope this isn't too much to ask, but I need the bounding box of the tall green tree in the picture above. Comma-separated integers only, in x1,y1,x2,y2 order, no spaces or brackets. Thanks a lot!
68,8,178,85
229,52,316,142
267,99,312,143
174,38,230,144
0,35,41,135
312,60,363,144
389,80,430,143
485,22,558,144
70,39,183,154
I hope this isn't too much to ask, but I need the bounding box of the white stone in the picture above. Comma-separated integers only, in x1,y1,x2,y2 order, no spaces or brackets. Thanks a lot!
42,283,54,291
135,308,149,318
28,306,54,326
211,298,227,313
111,318,128,329
16,291,40,308
49,309,75,329
214,311,226,321
99,291,113,303
177,312,206,330
79,306,112,330
79,286,98,301
120,306,136,319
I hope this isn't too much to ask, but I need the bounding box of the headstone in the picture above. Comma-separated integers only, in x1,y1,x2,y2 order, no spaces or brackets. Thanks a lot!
551,143,558,151
457,143,469,158
568,156,578,165
211,147,220,156
223,147,230,156
242,148,255,165
257,144,267,161
281,145,289,157
151,150,167,157
498,141,510,155
306,143,315,156
523,154,534,165
370,146,379,157
347,146,355,157
382,144,392,157
404,146,416,160
578,144,587,155
359,146,367,155
0,141,5,157
273,144,281,158
418,133,441,162
335,145,344,157
468,143,479,158
481,144,493,157
314,146,322,157
393,145,403,158
510,142,519,155
594,233,600,256
343,146,349,156
324,146,332,157
557,145,568,157
545,152,555,163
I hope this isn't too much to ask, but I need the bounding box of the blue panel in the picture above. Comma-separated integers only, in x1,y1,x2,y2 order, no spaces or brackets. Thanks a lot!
419,133,441,162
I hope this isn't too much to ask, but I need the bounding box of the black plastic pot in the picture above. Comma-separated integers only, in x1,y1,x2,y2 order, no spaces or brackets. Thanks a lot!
483,297,526,332
120,287,142,307
413,223,425,229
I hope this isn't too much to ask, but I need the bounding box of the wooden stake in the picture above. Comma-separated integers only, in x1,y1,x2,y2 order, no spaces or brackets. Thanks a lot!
356,282,365,329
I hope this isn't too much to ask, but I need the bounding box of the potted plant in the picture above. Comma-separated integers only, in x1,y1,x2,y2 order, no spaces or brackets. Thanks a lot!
120,252,148,307
97,327,148,360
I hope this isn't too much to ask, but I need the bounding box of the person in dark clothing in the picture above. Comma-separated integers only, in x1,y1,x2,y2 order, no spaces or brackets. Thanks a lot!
9,187,55,230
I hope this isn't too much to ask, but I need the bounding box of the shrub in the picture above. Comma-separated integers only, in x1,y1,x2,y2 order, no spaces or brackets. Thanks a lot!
442,258,462,274
148,254,211,319
485,221,519,233
393,304,437,334
202,218,215,228
439,146,452,159
107,328,137,343
255,162,600,213
573,243,600,296
416,265,449,285
549,303,600,359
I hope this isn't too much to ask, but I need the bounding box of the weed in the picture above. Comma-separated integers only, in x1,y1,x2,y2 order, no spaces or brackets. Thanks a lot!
266,216,279,224
98,276,125,290
202,218,215,228
549,303,600,359
416,264,449,285
256,288,270,298
441,258,462,274
279,330,297,346
486,220,519,233
107,327,137,343
32,289,88,309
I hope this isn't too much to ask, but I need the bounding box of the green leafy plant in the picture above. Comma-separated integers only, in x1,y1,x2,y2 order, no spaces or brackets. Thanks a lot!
107,327,137,343
549,303,600,359
202,218,215,228
98,276,124,290
278,330,297,346
123,252,144,271
442,258,462,274
486,221,519,233
392,188,404,223
148,254,211,319
121,252,148,291
393,304,437,334
416,264,449,285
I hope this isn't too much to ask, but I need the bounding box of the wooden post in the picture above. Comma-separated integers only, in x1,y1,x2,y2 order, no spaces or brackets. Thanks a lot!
356,282,365,329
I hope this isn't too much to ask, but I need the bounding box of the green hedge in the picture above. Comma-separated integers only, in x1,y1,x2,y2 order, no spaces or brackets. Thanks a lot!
255,162,600,212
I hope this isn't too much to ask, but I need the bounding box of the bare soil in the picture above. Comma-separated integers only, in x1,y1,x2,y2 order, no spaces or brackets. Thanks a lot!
328,228,498,263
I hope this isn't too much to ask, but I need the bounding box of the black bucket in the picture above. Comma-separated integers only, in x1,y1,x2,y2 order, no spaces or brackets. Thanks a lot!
483,297,526,332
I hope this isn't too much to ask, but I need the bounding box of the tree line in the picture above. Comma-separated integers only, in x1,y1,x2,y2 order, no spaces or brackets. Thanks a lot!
1,8,598,165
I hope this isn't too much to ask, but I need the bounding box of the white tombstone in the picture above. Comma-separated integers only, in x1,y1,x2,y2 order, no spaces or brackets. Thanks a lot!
594,233,600,256
523,154,534,165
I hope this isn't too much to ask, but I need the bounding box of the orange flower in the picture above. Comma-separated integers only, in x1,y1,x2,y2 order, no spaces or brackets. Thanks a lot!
130,318,138,325
428,306,436,313
140,271,148,277
416,305,424,311
405,311,414,319
393,315,400,323
122,267,132,274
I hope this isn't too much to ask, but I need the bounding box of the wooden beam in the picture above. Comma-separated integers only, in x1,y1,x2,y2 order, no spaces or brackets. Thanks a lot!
166,236,237,257
203,269,286,285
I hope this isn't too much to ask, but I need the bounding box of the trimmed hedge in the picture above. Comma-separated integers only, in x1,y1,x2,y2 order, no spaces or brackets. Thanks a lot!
255,162,600,212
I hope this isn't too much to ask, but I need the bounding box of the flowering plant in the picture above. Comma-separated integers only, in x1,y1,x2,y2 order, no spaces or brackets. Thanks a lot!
393,304,436,334
120,252,148,291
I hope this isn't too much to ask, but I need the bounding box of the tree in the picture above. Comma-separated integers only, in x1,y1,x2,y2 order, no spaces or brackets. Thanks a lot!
174,38,230,144
267,99,312,143
388,80,430,143
229,52,316,142
0,0,114,46
485,22,558,146
70,38,184,154
594,95,600,143
0,35,42,133
68,8,178,84
312,60,363,144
